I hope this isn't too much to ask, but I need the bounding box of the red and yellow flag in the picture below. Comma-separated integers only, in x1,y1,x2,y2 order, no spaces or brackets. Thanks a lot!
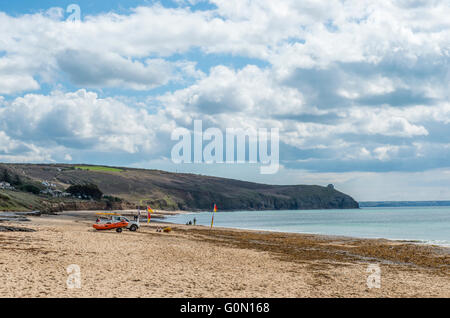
210,204,217,228
147,205,153,223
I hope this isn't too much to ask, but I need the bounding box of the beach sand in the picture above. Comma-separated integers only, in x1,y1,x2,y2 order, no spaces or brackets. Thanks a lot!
0,210,449,298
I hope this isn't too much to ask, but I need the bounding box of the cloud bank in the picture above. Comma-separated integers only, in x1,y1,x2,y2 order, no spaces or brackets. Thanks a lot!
0,0,449,199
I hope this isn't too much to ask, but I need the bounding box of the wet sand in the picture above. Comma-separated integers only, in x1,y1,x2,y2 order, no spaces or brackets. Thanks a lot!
0,210,448,297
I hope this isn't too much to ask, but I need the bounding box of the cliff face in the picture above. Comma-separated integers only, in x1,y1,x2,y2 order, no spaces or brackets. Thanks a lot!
1,164,359,211
165,185,359,211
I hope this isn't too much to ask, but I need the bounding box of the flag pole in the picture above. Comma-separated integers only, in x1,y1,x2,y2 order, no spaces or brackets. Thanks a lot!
147,205,154,224
210,203,217,229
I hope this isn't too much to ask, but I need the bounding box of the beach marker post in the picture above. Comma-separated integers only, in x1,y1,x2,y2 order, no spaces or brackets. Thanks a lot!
147,205,154,223
210,203,217,228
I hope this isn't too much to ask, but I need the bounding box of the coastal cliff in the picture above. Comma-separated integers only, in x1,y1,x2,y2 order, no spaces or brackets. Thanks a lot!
0,163,359,211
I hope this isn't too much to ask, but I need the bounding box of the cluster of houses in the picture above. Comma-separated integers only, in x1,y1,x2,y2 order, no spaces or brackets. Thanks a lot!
40,181,71,198
0,179,74,198
0,181,15,190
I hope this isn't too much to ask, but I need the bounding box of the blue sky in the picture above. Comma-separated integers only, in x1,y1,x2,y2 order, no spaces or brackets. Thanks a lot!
0,0,449,200
0,0,213,15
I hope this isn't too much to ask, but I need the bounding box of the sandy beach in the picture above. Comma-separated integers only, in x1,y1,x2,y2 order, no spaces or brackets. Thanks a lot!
0,210,449,298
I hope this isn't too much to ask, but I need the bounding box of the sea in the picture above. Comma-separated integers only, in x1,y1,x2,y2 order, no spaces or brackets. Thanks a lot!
165,206,450,247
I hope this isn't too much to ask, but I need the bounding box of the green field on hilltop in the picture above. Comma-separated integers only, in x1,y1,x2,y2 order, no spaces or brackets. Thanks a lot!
75,166,123,172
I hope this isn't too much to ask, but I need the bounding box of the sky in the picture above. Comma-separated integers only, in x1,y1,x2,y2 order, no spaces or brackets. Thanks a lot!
0,0,449,201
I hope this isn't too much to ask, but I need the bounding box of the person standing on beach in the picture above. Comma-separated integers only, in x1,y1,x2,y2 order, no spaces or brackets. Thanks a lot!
193,217,197,226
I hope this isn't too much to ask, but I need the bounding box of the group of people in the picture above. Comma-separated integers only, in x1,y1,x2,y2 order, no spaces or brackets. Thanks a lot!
186,217,197,226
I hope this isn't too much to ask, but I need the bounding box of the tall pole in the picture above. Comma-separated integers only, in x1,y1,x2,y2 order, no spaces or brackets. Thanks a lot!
210,203,217,228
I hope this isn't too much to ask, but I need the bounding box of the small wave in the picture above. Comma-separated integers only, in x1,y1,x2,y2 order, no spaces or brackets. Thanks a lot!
419,240,450,247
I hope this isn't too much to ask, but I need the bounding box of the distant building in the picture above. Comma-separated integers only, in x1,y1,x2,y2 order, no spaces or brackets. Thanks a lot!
0,181,14,190
40,188,52,195
53,190,63,196
42,181,56,188
327,184,335,189
40,188,72,198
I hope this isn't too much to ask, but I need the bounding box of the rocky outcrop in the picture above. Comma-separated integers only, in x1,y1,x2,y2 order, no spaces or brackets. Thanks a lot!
0,225,35,232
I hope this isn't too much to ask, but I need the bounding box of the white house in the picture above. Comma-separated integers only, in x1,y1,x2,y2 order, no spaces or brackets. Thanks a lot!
0,182,14,190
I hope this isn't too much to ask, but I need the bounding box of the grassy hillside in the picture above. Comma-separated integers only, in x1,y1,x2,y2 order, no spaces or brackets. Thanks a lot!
0,190,42,212
0,163,359,211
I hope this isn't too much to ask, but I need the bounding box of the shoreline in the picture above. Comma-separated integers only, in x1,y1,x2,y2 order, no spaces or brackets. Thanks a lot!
170,223,450,249
0,210,448,297
3,208,449,247
162,211,450,249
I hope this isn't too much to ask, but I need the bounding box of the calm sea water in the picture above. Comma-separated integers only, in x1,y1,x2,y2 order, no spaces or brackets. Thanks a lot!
165,206,450,246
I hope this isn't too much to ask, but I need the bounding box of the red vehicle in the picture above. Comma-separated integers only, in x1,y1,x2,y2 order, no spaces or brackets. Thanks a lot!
93,217,129,233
